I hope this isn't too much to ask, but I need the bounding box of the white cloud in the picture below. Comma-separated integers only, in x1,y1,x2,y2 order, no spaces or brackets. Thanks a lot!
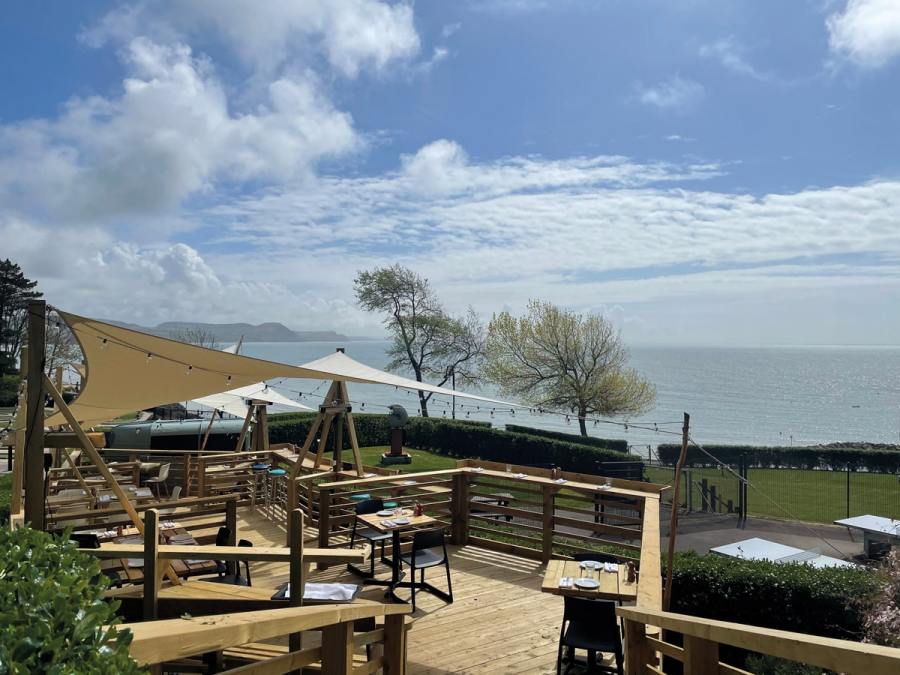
0,37,358,222
84,0,422,79
827,0,900,68
699,37,770,81
635,76,704,110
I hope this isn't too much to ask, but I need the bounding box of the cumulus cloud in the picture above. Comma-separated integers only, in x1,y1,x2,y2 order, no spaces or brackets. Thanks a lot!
83,0,422,79
635,76,704,110
0,37,358,222
827,0,900,68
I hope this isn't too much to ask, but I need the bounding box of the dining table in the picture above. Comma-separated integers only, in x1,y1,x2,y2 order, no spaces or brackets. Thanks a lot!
541,559,637,603
93,524,219,583
355,509,446,604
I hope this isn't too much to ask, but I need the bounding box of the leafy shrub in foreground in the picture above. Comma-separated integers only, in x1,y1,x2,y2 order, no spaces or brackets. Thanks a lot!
0,526,144,674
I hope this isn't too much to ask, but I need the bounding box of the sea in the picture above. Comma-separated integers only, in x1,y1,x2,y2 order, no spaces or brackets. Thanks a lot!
235,341,900,453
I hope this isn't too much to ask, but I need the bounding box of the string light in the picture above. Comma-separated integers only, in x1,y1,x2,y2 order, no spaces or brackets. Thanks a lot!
186,365,193,375
146,352,153,363
226,375,232,385
100,338,108,350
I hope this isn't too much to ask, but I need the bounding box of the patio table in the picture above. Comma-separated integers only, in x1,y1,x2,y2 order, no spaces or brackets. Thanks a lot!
541,559,637,603
834,515,900,557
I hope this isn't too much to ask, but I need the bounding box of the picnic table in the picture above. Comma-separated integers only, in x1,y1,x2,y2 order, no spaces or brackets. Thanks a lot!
834,515,900,557
97,524,218,582
541,559,637,603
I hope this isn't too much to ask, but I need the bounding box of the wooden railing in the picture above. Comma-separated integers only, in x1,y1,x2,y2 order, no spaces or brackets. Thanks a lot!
617,606,900,675
121,602,410,674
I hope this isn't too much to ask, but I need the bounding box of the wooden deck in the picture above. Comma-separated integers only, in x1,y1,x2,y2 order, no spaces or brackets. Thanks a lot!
223,507,573,674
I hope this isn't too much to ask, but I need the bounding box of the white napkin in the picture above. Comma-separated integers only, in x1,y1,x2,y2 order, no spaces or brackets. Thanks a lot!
553,478,567,484
558,576,573,588
513,473,527,479
604,563,619,573
380,520,396,528
299,583,359,601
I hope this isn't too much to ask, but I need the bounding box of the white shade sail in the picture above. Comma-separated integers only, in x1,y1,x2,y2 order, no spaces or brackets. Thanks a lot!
192,383,314,418
47,310,515,427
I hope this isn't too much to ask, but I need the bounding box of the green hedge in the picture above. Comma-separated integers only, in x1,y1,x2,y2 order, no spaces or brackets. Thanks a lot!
269,412,628,473
0,374,19,407
0,527,143,673
669,551,876,640
504,424,628,452
657,443,900,473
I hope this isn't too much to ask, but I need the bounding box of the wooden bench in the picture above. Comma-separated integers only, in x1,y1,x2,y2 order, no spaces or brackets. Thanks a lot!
470,492,515,522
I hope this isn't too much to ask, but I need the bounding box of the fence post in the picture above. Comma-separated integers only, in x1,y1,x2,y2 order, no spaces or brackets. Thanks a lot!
198,456,206,498
623,619,651,675
709,485,718,513
384,614,408,675
686,469,693,512
846,464,851,519
542,484,554,564
700,479,709,512
320,620,354,674
451,472,469,545
318,488,332,570
143,509,160,620
682,635,719,675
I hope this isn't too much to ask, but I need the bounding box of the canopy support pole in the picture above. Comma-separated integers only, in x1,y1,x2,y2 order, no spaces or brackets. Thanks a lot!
10,346,27,516
43,375,181,585
24,301,46,529
234,405,254,453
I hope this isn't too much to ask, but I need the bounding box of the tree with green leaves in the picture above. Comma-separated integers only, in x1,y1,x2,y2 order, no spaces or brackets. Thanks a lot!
354,264,484,417
0,259,42,375
485,300,655,436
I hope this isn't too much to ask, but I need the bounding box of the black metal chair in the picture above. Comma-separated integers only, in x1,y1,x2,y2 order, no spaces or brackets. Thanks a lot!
70,533,123,588
206,539,253,586
398,528,453,611
213,526,231,577
347,498,392,578
556,597,623,675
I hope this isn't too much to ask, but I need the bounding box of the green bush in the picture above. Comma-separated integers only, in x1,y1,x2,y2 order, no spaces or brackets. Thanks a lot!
0,527,144,674
504,424,628,452
668,551,876,640
0,374,20,407
269,412,628,473
656,443,900,473
0,473,12,526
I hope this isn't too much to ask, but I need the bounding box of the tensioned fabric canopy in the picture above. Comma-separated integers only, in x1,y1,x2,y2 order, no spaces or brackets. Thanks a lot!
47,310,514,427
191,382,314,419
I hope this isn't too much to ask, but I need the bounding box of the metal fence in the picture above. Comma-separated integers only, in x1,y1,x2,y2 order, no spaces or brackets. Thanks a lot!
645,462,900,525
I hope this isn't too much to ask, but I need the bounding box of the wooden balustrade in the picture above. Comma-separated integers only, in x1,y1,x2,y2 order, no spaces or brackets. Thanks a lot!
617,606,900,675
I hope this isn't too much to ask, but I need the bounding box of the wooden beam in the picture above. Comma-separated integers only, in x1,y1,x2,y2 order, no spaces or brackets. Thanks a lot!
234,405,254,453
81,544,364,565
143,509,160,620
42,375,181,586
200,409,219,451
383,614,407,675
663,413,690,612
24,300,45,528
320,621,354,674
340,381,364,478
10,346,27,515
43,432,107,448
289,508,305,653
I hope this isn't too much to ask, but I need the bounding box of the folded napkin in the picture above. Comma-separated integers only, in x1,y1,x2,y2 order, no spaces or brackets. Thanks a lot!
380,520,397,528
604,563,619,573
299,583,360,601
513,473,527,479
127,559,144,568
558,576,573,588
553,478,567,484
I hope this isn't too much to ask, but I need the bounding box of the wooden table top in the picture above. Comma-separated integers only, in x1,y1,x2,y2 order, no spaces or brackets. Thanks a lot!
357,511,437,534
108,527,218,583
541,559,637,603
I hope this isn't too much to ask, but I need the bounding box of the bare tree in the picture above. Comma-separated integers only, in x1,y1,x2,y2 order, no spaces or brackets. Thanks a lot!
172,327,218,349
355,264,484,416
485,300,655,436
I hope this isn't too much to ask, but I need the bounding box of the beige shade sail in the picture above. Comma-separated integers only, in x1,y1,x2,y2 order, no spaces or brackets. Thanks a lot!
47,310,515,427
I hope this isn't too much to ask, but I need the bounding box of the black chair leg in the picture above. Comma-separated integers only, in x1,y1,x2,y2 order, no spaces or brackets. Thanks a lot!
444,559,453,603
410,564,416,611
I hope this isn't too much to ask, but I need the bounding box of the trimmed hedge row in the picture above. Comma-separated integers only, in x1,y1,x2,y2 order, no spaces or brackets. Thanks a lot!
0,527,143,673
669,551,876,640
657,443,900,472
269,412,628,473
504,424,628,452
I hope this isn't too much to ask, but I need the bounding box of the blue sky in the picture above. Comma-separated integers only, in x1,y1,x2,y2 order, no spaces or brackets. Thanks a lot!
3,0,900,345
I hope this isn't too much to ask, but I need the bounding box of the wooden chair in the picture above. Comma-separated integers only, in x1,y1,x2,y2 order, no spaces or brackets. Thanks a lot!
398,528,453,611
556,597,623,675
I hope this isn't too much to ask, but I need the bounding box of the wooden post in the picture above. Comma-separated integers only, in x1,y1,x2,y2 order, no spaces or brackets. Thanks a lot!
709,485,718,513
321,621,354,675
700,478,709,512
198,455,207,498
289,509,305,652
451,472,470,545
339,382,364,477
199,409,219,451
143,508,160,620
384,614,408,675
314,413,336,468
663,412,690,612
225,497,238,573
24,300,45,529
257,403,269,453
317,489,331,570
541,484,554,564
623,619,651,675
43,375,181,585
10,346,28,515
334,412,344,470
234,405,254,453
682,635,719,674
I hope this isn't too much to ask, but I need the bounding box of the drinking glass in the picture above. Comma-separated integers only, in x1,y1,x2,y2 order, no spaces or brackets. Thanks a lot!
604,477,612,489
505,464,512,473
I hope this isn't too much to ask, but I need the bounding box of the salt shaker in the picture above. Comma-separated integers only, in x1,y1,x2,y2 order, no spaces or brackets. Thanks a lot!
414,501,423,516
626,562,637,583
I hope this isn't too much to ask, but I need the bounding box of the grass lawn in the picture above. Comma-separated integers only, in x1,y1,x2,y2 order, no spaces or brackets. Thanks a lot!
646,465,900,524
358,446,456,473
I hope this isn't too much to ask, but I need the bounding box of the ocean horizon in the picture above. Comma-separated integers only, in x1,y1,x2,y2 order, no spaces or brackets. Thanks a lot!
234,341,900,452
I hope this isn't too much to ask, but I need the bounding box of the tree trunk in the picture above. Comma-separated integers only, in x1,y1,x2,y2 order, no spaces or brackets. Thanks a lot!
578,408,588,436
418,390,429,417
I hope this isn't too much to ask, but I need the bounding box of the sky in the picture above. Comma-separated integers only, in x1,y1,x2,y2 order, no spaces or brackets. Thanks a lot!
2,0,900,346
